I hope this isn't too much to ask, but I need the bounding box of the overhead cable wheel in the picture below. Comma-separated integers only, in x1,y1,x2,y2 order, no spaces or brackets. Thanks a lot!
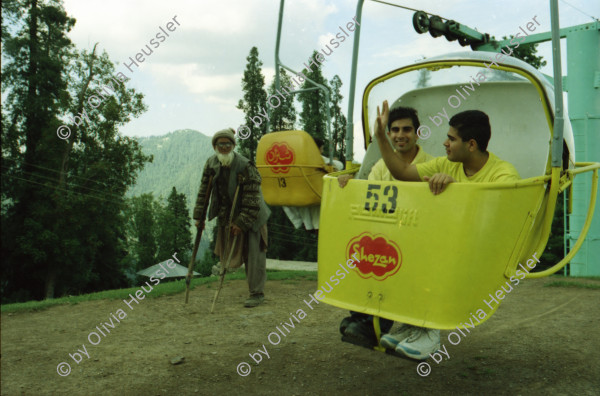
444,32,458,41
458,37,470,46
428,16,444,37
445,21,458,41
412,11,429,34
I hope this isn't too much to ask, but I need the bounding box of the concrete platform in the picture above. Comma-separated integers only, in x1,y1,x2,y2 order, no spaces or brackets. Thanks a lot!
266,259,317,272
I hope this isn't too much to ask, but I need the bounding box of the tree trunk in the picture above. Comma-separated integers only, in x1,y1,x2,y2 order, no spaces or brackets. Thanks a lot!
45,267,57,299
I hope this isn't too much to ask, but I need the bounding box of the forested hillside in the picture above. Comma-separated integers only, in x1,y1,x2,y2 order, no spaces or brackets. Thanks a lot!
127,129,212,213
126,129,214,263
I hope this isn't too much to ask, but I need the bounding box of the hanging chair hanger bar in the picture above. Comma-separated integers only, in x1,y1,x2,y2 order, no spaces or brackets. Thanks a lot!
549,0,565,168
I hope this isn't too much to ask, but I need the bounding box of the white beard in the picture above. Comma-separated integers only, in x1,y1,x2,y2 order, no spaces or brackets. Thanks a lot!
215,149,234,166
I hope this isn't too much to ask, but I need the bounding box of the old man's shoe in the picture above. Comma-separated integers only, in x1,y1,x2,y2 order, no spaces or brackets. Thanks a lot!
244,294,264,308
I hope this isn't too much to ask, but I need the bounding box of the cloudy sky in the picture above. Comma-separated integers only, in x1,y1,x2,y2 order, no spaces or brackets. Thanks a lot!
62,0,599,160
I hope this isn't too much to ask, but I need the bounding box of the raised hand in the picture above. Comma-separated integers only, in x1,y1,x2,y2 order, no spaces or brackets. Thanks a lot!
231,224,242,236
375,100,389,140
337,174,354,188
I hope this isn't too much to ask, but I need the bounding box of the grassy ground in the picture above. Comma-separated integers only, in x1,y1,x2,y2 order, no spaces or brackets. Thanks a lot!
2,272,594,314
3,274,599,395
0,270,317,314
544,279,600,289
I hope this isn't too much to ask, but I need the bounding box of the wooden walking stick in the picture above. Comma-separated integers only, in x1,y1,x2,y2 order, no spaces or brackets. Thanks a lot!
185,175,213,304
210,234,238,313
210,180,242,313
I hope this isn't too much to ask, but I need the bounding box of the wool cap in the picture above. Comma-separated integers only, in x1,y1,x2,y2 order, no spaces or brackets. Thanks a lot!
212,128,236,147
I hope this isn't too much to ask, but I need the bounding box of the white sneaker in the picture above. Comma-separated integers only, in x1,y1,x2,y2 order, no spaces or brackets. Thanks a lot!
379,323,415,350
395,327,440,360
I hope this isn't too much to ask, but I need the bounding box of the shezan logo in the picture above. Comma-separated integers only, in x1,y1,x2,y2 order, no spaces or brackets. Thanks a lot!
346,232,402,281
265,142,295,173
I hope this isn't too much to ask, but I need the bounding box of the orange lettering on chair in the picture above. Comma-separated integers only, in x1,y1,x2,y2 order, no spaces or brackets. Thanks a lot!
265,142,295,173
346,232,402,281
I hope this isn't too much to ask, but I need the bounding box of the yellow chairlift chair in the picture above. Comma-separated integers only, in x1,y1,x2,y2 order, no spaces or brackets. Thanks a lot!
316,53,599,341
256,130,336,207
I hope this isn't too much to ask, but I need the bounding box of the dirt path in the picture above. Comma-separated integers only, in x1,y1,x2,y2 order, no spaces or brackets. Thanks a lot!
2,276,599,395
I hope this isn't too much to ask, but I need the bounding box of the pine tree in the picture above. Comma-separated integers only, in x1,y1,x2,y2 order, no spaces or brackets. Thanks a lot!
501,36,547,69
297,51,330,141
329,75,347,163
126,194,158,271
1,0,150,301
236,46,268,161
484,38,547,81
157,187,192,263
2,0,75,300
268,68,296,132
416,68,432,88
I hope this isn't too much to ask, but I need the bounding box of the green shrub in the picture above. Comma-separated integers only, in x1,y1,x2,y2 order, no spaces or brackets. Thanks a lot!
196,249,218,277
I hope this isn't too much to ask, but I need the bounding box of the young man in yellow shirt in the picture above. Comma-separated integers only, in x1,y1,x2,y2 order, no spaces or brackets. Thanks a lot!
337,106,434,347
338,106,435,187
374,100,519,360
375,100,520,191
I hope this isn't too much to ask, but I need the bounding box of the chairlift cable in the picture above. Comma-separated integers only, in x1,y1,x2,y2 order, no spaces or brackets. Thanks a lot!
268,231,317,244
268,230,318,245
3,174,120,204
2,157,119,190
0,165,125,200
559,0,600,22
369,0,449,20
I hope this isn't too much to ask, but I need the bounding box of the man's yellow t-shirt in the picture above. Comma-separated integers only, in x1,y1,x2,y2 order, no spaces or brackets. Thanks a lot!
415,152,520,182
369,145,434,181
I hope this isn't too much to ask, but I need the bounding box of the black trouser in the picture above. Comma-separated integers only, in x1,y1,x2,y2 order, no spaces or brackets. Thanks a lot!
349,311,394,333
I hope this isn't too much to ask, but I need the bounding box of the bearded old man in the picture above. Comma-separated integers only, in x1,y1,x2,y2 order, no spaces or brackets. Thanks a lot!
193,128,271,307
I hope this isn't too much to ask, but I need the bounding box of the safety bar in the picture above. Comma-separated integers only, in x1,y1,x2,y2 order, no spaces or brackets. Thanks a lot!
527,162,600,278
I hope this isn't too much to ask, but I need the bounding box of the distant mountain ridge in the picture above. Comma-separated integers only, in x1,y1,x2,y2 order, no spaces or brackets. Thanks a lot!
127,129,213,215
127,129,216,255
